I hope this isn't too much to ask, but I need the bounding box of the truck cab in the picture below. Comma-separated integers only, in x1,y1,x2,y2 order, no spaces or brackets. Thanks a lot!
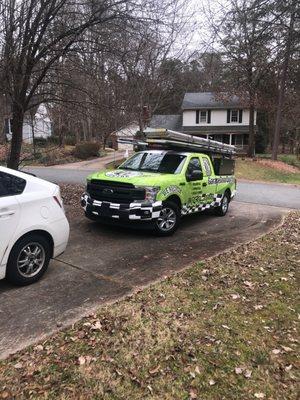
81,150,236,235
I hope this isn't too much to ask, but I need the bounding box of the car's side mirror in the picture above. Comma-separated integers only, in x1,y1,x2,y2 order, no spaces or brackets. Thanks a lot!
187,170,203,181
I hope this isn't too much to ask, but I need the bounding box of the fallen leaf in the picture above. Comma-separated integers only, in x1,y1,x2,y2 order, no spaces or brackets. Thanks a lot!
221,325,230,330
285,364,292,371
78,356,86,365
209,379,216,386
195,366,201,375
91,321,102,330
281,346,293,352
244,369,252,378
254,393,265,399
149,365,160,375
189,388,197,399
272,349,281,355
254,305,263,310
235,367,243,374
147,385,153,394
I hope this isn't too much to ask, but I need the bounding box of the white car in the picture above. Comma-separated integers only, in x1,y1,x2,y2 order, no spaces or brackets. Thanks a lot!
0,166,69,285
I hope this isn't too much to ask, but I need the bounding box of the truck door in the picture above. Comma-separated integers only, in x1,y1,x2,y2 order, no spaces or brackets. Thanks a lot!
200,155,217,205
184,156,204,212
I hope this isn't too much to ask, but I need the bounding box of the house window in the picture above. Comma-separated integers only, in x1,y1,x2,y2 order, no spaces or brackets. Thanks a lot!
196,110,211,124
227,109,243,123
200,111,207,122
231,110,238,122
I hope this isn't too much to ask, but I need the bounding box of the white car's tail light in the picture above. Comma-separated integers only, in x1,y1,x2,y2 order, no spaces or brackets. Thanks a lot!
53,195,62,208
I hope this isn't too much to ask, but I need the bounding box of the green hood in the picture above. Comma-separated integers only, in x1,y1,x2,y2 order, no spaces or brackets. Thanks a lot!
87,169,178,187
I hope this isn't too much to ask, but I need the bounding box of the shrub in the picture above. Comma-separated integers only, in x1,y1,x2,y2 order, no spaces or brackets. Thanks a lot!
33,137,48,147
65,135,77,146
73,142,100,159
47,136,60,145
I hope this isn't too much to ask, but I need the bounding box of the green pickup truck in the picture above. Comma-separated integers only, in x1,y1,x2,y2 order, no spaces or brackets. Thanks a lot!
81,149,237,235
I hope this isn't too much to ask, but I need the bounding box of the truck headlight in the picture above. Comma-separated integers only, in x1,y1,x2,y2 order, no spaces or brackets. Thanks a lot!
136,186,160,202
145,187,160,202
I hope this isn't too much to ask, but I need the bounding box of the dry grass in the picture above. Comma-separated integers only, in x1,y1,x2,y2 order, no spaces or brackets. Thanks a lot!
236,158,300,184
0,213,299,399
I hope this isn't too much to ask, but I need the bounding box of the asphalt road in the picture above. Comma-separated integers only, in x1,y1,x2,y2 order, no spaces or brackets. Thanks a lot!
0,202,289,359
24,166,300,209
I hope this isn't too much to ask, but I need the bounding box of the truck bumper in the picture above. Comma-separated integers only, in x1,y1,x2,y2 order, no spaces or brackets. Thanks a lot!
81,193,162,221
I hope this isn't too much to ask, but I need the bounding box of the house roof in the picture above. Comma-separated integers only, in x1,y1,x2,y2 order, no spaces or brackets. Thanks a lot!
181,92,248,110
150,114,182,131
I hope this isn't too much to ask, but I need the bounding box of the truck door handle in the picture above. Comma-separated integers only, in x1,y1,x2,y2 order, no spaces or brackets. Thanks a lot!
202,183,207,187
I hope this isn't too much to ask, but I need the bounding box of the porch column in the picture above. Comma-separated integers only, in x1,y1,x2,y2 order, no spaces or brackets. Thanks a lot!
229,134,232,145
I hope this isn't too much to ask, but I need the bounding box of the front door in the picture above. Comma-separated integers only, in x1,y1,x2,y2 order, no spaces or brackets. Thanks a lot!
200,155,217,206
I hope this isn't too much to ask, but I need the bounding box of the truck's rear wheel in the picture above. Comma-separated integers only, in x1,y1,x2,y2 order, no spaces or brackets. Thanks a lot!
154,201,180,236
214,192,230,216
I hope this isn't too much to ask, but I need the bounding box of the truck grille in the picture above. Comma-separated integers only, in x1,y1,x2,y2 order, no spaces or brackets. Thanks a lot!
87,180,145,203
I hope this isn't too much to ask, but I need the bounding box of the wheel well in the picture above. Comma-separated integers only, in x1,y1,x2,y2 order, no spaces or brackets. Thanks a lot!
224,188,231,200
166,195,182,208
16,230,54,258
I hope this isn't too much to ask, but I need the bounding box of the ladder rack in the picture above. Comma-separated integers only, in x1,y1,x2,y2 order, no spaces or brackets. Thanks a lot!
144,128,236,156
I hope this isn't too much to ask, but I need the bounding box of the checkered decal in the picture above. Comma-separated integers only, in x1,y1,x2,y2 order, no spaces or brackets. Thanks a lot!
181,193,223,215
82,193,162,220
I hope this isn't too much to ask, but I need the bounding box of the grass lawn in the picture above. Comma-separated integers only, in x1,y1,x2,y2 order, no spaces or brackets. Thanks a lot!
257,154,300,170
236,159,300,184
0,212,299,399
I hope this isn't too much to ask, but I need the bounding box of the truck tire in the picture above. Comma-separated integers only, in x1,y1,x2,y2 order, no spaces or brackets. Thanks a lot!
6,233,51,286
214,192,230,216
154,201,180,236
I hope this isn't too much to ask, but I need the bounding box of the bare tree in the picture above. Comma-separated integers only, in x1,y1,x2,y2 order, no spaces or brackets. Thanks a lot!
0,0,138,169
271,0,297,160
208,0,278,157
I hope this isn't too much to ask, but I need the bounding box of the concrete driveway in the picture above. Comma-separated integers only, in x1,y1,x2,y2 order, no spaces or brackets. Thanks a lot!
0,201,289,359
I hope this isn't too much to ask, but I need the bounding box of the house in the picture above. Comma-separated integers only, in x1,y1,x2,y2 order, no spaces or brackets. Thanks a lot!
150,92,257,153
108,122,140,150
3,103,52,143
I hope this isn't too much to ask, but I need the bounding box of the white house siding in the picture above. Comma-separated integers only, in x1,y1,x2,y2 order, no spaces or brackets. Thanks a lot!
182,109,257,127
5,103,52,143
114,123,139,151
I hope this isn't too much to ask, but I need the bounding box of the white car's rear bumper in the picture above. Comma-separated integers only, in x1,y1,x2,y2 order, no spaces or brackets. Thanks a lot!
52,217,70,258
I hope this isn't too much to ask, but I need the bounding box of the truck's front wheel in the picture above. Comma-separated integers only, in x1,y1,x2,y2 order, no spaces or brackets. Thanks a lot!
154,201,180,236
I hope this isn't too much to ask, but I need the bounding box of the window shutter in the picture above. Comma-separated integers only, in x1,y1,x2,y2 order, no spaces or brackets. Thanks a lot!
207,110,211,124
196,110,199,124
239,109,243,123
227,109,230,123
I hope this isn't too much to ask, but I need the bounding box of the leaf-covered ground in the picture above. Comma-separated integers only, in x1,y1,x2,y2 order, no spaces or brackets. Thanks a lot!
236,159,300,184
0,213,299,400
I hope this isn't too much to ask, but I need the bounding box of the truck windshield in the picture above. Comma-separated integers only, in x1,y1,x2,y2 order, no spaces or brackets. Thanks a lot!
120,152,186,174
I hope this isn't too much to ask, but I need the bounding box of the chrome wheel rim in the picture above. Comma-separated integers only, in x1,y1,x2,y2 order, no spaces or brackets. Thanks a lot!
17,242,45,278
157,207,176,232
222,196,229,213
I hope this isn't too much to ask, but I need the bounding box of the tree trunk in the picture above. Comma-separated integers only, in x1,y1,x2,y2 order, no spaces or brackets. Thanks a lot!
247,101,255,157
7,103,24,170
272,4,296,160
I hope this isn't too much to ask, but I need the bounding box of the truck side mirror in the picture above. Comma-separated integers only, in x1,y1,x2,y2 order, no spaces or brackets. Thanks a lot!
187,170,203,181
